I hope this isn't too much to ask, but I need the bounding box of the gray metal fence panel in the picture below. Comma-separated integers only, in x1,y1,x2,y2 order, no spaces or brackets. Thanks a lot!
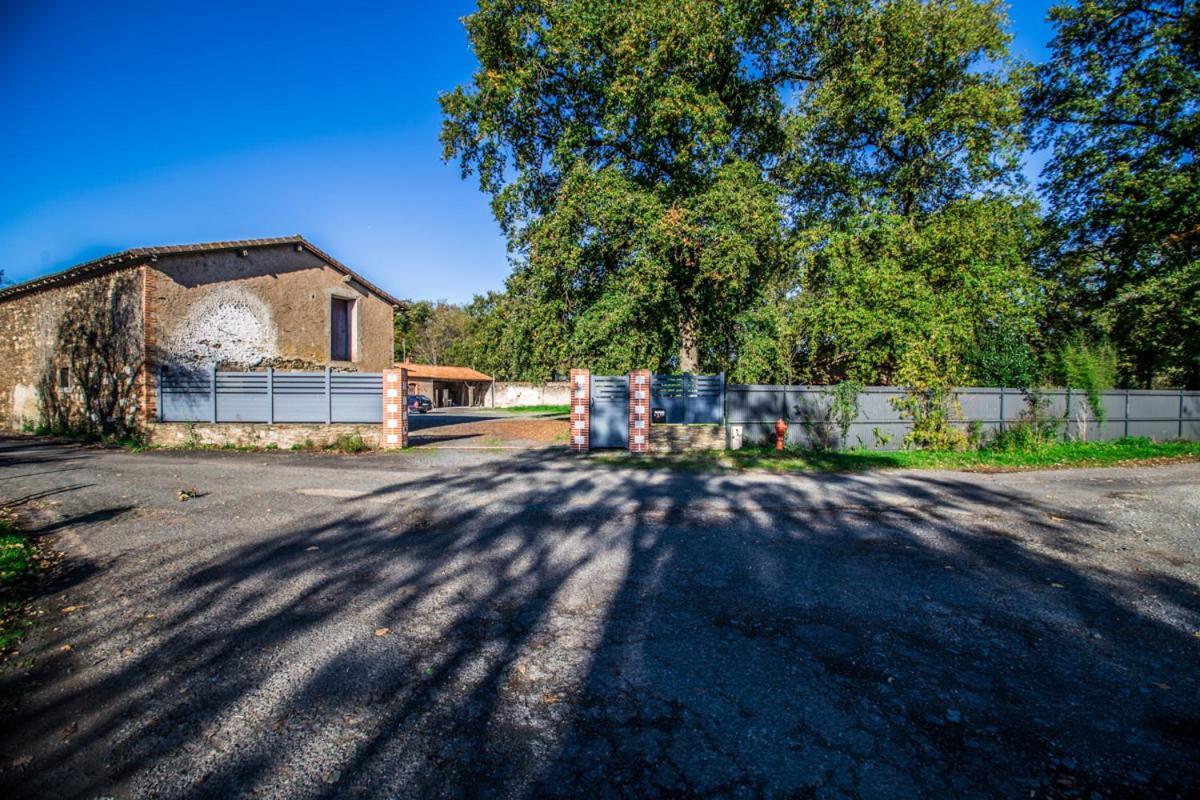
215,372,269,422
331,373,384,423
161,370,211,423
270,373,327,423
726,385,1200,450
158,369,384,424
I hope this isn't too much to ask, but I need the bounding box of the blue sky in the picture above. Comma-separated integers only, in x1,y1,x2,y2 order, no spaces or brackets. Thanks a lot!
0,1,1057,302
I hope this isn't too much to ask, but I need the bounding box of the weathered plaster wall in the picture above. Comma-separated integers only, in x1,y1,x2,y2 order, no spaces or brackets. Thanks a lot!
149,246,394,372
0,267,144,430
486,381,571,407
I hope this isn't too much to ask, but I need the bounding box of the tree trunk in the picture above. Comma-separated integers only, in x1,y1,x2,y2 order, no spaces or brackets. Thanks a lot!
679,315,700,372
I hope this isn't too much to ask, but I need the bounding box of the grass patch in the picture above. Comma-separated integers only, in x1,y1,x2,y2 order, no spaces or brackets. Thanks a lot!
596,437,1200,474
0,515,56,658
496,404,570,416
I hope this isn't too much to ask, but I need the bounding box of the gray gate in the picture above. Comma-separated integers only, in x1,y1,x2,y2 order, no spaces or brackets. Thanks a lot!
590,375,629,448
651,373,724,424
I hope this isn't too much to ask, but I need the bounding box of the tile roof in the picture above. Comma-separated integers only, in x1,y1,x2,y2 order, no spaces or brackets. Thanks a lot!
0,235,403,307
396,362,493,382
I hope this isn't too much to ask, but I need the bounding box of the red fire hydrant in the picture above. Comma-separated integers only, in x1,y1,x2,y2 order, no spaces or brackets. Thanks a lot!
774,417,788,452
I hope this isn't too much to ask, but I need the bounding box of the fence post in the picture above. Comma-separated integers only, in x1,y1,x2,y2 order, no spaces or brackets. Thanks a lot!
721,371,729,450
1181,389,1186,439
998,386,1005,434
381,368,409,448
210,363,218,424
1064,387,1071,440
267,366,274,425
1124,388,1130,438
629,369,651,453
325,366,332,425
569,369,590,453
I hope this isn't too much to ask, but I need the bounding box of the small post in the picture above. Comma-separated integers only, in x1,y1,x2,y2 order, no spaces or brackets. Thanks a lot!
325,366,332,425
1124,388,1130,438
267,367,275,425
210,363,218,424
998,386,1005,434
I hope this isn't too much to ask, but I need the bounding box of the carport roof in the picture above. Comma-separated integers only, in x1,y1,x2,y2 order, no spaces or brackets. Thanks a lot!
396,362,493,381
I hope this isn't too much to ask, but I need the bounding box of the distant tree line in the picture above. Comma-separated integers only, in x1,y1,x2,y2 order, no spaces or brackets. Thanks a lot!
416,0,1198,390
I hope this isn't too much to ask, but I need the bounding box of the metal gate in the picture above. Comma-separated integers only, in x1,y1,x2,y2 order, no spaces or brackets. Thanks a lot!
590,375,629,448
651,373,725,424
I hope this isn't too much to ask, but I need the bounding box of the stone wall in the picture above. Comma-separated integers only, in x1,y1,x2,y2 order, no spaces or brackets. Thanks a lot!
0,267,144,430
147,422,383,449
648,424,725,454
149,246,394,373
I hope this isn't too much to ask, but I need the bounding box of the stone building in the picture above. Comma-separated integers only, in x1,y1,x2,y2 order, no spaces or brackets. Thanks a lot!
0,236,400,432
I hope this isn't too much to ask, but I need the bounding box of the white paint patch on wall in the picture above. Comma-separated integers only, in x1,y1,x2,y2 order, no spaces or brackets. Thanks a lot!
164,286,279,368
11,383,37,424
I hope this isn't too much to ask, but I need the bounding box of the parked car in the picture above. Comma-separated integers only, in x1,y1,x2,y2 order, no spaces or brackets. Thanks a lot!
409,394,433,414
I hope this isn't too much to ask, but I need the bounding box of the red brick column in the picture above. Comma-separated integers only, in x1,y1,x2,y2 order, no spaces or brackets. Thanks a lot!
569,369,590,452
629,369,651,453
382,367,409,449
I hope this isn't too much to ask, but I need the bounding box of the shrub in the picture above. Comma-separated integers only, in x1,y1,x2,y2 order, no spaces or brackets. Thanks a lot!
1051,336,1117,424
893,386,969,451
988,389,1060,452
326,433,368,454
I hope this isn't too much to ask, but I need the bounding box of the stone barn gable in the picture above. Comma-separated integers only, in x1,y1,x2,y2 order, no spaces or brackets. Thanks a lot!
0,236,401,431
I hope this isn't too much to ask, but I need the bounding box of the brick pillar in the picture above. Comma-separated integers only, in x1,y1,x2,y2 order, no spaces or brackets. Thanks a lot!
629,369,651,453
569,369,590,452
382,368,409,449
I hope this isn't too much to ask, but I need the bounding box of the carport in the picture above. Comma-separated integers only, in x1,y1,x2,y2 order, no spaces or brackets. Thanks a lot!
396,362,493,408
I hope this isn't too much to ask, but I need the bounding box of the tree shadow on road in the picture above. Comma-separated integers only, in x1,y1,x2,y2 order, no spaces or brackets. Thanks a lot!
1,443,1198,798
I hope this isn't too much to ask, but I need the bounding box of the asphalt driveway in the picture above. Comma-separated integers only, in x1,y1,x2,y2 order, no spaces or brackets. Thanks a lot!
0,435,1197,799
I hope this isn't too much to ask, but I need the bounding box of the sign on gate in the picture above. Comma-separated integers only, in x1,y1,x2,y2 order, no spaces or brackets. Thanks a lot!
590,375,629,448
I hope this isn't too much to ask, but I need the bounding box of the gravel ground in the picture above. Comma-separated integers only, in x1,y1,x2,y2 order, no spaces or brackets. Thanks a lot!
408,409,567,446
0,434,1198,799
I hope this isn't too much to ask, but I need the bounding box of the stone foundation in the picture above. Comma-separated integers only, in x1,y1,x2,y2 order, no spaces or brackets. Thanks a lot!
648,424,725,454
148,422,383,449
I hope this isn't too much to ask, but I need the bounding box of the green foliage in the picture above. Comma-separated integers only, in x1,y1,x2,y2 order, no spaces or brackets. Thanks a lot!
988,389,1061,451
603,437,1200,472
1030,0,1200,388
442,0,796,374
827,380,863,447
892,387,970,451
325,433,369,454
965,319,1041,388
435,0,1189,390
394,300,473,366
1051,336,1117,422
791,201,1042,386
1,515,46,655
